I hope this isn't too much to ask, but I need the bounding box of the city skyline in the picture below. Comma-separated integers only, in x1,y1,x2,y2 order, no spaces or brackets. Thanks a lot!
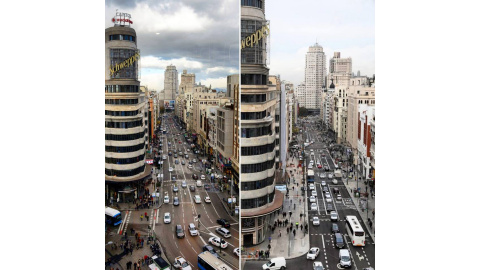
266,0,375,86
105,0,239,91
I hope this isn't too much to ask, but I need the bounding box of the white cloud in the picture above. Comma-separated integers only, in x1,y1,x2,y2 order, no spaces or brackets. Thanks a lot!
127,3,214,33
141,56,203,70
198,77,228,89
205,67,238,74
139,72,164,92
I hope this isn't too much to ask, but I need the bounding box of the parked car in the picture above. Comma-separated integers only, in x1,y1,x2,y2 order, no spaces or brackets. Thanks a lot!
217,218,230,228
331,223,339,233
309,196,316,203
176,225,185,238
215,227,231,238
208,237,227,249
164,212,171,224
306,247,320,260
330,211,338,221
311,203,318,211
202,245,219,258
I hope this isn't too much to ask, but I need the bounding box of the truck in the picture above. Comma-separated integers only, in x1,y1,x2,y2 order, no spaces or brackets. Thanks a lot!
334,169,342,179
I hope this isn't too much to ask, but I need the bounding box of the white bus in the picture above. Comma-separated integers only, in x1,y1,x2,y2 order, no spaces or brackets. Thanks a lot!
198,251,233,270
345,215,365,246
307,169,315,183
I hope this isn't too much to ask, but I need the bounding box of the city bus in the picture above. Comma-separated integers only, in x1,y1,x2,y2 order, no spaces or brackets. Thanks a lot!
307,169,315,183
345,215,366,246
105,207,122,226
198,251,233,270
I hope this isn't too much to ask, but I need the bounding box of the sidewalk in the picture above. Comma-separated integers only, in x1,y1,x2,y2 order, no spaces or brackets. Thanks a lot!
344,175,375,242
243,155,310,261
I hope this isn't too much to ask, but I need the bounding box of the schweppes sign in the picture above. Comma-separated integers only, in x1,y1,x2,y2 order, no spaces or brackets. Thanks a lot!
110,51,140,76
241,24,270,50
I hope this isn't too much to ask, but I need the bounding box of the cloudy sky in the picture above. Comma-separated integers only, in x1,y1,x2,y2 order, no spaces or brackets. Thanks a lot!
266,0,375,86
105,0,239,91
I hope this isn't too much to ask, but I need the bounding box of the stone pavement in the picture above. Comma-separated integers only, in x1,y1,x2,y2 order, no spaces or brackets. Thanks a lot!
242,155,309,264
105,228,169,270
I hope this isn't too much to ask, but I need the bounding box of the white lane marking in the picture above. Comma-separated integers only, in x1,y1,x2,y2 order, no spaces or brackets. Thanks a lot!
117,210,129,234
319,183,326,214
321,234,325,249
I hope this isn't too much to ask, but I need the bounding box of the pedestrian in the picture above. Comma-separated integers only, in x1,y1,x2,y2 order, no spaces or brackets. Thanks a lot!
300,224,303,231
296,222,299,229
279,230,281,237
133,262,137,270
138,259,141,268
287,227,290,234
126,261,132,270
141,258,144,266
268,243,271,250
293,229,296,237
289,211,292,217
294,204,296,210
130,247,133,255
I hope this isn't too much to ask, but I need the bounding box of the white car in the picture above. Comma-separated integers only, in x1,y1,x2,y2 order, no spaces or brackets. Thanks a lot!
201,175,205,180
233,247,240,257
336,194,342,201
311,203,318,211
312,190,317,197
204,196,211,203
320,173,326,178
313,261,324,270
164,195,170,204
309,196,316,203
164,212,171,224
208,237,228,249
325,191,331,197
173,257,192,270
188,164,193,169
169,167,173,172
312,216,320,226
330,211,338,221
328,173,333,179
307,247,320,260
321,181,326,186
326,197,332,203
309,184,315,190
332,179,338,184
308,164,313,169
162,155,167,160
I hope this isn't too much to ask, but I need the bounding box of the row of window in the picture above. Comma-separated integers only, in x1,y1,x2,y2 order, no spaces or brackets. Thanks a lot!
241,94,267,103
105,120,143,129
105,154,145,165
105,131,146,141
241,110,267,120
241,142,275,156
241,159,275,174
105,85,139,93
241,0,263,8
109,34,136,42
105,110,139,117
241,125,272,138
241,74,268,86
241,190,275,209
105,143,145,153
105,99,138,105
105,165,145,177
241,175,274,191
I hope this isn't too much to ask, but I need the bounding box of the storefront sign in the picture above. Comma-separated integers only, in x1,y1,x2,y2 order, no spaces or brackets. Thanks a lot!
145,159,153,164
241,24,270,49
109,51,140,76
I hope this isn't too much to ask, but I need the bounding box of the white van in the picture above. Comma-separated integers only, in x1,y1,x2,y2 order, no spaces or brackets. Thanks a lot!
339,249,351,268
188,223,198,236
196,180,202,187
262,257,286,270
194,195,201,204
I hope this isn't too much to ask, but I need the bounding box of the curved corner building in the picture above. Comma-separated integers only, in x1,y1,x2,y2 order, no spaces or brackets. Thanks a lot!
105,22,150,203
241,0,284,246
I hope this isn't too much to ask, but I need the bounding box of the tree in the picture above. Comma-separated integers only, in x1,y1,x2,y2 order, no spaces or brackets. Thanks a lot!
298,107,308,117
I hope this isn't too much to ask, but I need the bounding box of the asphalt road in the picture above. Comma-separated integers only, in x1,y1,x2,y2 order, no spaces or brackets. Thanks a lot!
246,118,374,269
147,113,239,270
